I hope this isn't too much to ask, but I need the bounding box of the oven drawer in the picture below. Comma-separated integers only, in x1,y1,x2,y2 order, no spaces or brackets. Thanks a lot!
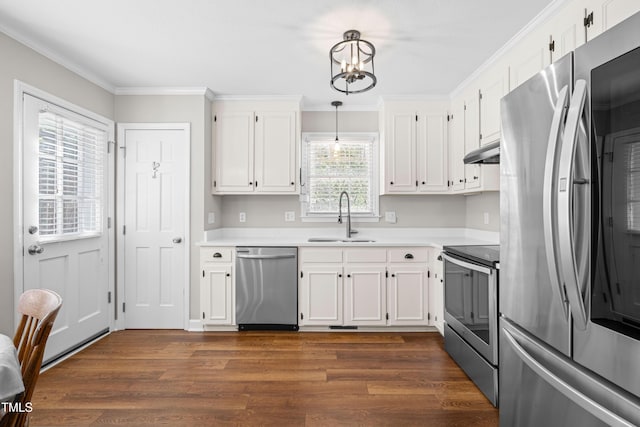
445,324,498,406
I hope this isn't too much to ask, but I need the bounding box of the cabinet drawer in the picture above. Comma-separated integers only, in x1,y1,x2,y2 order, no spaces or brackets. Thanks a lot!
344,248,387,263
388,248,428,263
300,248,343,263
200,247,233,263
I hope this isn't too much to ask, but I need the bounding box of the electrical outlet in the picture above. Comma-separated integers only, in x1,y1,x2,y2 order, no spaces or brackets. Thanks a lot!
284,211,295,222
239,212,246,223
483,212,490,225
207,212,215,224
384,211,397,223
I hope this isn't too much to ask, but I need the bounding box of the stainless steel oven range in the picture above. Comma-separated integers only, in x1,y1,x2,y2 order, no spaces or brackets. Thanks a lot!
441,244,499,406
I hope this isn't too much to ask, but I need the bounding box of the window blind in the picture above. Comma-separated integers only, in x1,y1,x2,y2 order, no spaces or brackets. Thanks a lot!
38,111,105,239
304,138,375,216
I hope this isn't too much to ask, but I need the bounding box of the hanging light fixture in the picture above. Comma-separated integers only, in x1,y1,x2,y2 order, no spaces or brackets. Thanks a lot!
330,30,376,95
332,100,342,152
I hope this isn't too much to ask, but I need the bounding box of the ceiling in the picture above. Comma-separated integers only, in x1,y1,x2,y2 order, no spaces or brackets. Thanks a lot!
0,0,557,110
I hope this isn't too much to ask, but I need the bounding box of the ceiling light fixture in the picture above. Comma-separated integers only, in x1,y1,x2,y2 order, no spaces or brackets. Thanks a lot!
332,100,342,152
330,30,376,95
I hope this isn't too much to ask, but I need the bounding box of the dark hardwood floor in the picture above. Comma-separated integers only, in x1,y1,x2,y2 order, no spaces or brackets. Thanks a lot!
30,330,498,426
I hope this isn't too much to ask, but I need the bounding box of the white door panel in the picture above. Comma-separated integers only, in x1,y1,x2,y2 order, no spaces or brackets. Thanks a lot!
120,126,189,329
22,92,112,362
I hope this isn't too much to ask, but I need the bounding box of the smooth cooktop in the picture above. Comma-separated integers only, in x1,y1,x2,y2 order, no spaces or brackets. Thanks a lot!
443,245,500,268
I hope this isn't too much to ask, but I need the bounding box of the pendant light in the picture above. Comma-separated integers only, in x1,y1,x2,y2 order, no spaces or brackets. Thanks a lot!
332,100,342,152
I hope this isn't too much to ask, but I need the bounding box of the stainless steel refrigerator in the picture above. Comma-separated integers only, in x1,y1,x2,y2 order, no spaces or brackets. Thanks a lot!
499,11,640,426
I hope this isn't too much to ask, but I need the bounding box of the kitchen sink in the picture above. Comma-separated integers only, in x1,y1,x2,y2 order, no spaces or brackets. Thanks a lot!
307,237,376,243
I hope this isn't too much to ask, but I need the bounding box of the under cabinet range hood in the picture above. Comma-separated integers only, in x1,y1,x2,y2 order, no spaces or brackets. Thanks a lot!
463,140,500,164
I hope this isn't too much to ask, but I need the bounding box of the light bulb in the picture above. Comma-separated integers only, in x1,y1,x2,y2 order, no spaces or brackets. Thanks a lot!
359,61,364,71
334,139,340,152
341,59,346,72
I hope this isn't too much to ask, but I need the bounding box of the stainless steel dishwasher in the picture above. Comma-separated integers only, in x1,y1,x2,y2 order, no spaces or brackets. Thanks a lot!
235,247,298,331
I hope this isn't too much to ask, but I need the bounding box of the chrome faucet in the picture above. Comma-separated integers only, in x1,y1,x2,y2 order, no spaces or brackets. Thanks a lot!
338,191,357,239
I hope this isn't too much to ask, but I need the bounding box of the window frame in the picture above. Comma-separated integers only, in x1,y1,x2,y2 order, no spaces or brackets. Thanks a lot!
300,132,380,222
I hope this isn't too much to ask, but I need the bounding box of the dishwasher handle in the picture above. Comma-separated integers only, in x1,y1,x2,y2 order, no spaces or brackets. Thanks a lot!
237,254,296,260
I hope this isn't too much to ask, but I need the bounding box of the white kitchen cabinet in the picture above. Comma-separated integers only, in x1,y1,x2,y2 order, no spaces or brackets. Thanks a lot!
299,265,344,326
478,67,508,147
448,101,466,192
387,248,430,326
463,91,481,191
584,0,640,42
299,248,343,326
429,249,444,335
299,246,434,328
200,247,234,325
344,265,387,326
509,28,549,91
212,100,299,194
381,100,449,194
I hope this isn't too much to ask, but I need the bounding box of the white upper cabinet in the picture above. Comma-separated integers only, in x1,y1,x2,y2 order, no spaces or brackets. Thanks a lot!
478,64,509,147
509,28,550,91
463,91,481,191
381,100,448,194
448,101,465,192
212,100,299,195
584,0,640,42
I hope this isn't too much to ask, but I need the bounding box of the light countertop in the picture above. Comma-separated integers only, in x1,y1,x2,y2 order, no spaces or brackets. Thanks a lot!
198,227,499,249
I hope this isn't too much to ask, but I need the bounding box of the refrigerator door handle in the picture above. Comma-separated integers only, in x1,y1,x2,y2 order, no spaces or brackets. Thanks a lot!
557,79,589,330
542,85,570,318
503,323,640,427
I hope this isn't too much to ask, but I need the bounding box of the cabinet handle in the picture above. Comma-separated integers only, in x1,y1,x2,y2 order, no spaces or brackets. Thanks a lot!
421,181,426,185
415,180,418,187
459,179,464,183
392,273,396,278
291,181,295,185
347,274,351,278
338,273,342,278
213,252,222,258
226,273,230,277
249,182,253,186
474,176,478,180
390,181,394,185
404,253,414,259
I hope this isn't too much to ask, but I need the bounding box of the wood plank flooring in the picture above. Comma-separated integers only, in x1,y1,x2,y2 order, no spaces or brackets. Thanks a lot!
30,330,498,426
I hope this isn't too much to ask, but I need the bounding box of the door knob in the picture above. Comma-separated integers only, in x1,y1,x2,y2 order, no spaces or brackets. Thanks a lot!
28,226,38,235
172,237,182,244
27,245,44,255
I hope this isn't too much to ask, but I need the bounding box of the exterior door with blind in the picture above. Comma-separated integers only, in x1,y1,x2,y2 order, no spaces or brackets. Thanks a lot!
21,92,113,363
119,124,189,329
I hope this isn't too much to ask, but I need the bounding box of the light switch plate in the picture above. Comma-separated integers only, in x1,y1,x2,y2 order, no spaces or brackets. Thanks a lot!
239,212,246,223
384,211,397,223
207,212,215,224
484,212,490,225
284,211,295,222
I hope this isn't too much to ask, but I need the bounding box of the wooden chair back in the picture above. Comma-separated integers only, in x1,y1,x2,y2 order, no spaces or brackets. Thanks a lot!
0,289,62,427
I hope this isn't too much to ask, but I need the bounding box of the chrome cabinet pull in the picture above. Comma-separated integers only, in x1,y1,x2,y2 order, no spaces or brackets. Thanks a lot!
28,245,44,255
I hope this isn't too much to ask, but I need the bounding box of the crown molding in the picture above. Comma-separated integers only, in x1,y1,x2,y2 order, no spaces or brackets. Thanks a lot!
450,0,569,99
114,86,215,99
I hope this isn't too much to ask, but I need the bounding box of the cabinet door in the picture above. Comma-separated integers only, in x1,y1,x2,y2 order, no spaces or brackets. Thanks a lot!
213,111,255,193
463,93,481,190
429,252,444,335
387,267,429,326
585,0,640,41
479,70,508,146
510,31,549,91
449,102,465,192
548,2,583,63
417,113,448,192
385,111,417,193
200,264,233,325
344,265,387,326
254,111,297,193
299,266,343,326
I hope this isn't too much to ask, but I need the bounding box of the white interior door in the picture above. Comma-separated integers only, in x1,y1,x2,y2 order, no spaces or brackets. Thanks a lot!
21,92,113,363
119,124,189,329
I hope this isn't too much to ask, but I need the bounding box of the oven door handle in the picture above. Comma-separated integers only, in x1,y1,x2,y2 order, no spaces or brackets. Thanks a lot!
543,85,570,318
440,253,493,276
557,79,589,331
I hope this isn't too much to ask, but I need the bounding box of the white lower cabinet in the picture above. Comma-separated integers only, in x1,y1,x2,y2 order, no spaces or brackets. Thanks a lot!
200,247,235,325
299,246,439,328
344,265,387,326
429,250,445,335
300,265,343,326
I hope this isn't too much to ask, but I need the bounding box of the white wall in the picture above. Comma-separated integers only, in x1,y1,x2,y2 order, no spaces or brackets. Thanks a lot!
114,94,220,320
0,31,115,336
465,192,500,232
